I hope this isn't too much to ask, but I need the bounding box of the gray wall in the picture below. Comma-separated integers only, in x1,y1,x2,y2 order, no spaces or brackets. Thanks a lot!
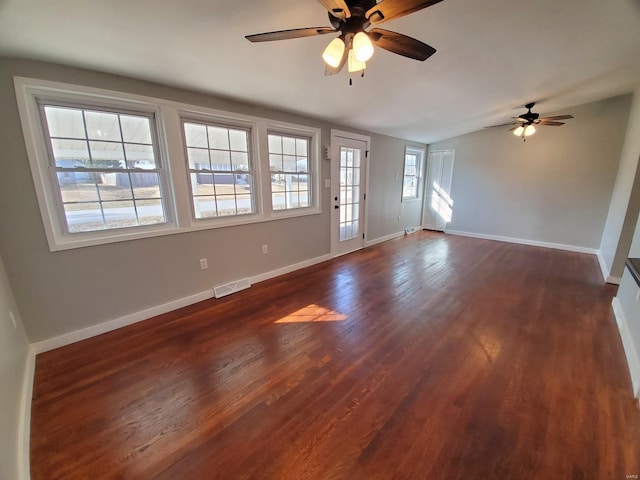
599,87,640,278
0,254,30,480
368,135,425,240
0,57,424,342
427,95,631,249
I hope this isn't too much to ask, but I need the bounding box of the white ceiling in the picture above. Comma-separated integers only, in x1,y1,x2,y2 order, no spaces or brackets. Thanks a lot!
1,0,639,144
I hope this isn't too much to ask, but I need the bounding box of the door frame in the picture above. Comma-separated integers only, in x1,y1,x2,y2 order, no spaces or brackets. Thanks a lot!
330,129,371,257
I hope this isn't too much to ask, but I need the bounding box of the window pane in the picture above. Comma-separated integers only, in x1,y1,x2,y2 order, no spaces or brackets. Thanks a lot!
187,148,210,170
229,129,248,152
131,173,161,199
210,150,231,170
97,181,133,201
296,157,308,173
283,155,297,173
45,106,85,139
136,199,165,225
102,201,138,228
184,123,207,148
191,173,215,196
208,126,229,150
268,134,282,154
120,115,152,144
231,152,249,171
125,144,156,169
57,174,99,203
235,175,253,215
282,137,296,155
215,195,237,216
64,202,104,233
85,111,122,142
89,141,124,167
269,154,283,172
51,139,90,168
193,196,217,219
296,138,308,156
298,189,310,208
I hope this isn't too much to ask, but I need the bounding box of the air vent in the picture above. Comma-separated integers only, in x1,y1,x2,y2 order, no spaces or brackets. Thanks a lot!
405,227,418,235
214,278,251,298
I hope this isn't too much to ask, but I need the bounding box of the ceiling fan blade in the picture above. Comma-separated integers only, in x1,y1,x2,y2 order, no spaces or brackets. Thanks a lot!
317,0,351,19
324,46,349,76
538,120,565,126
246,27,336,43
366,0,443,25
508,125,519,132
369,28,436,61
538,115,574,121
484,122,518,128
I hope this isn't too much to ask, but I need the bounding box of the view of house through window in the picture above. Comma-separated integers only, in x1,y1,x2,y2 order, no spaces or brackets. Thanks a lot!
268,133,311,210
183,121,254,219
41,105,167,233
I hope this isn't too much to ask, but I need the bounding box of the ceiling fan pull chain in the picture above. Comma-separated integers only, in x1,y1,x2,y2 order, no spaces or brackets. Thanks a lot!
349,77,353,86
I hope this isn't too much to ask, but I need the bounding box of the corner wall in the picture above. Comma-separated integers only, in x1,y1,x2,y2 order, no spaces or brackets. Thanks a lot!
599,86,640,280
427,95,631,250
0,254,32,480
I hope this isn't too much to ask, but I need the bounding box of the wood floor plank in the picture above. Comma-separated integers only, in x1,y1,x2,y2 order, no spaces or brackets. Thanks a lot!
30,232,640,479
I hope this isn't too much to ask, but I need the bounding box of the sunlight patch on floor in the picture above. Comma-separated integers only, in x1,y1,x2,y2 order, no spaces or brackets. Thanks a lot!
275,304,347,323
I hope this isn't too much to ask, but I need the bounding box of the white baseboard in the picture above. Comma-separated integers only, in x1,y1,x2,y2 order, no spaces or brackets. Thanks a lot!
607,276,622,285
18,347,35,480
597,251,610,282
444,229,599,255
365,231,404,247
31,290,214,354
250,254,332,284
31,253,335,354
612,297,640,398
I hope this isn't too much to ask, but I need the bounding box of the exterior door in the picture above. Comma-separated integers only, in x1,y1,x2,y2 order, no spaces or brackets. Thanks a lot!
423,149,455,231
331,132,369,257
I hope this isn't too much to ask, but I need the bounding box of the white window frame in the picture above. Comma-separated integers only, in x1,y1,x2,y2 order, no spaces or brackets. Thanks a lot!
15,78,178,251
180,114,262,224
15,77,322,251
402,146,425,202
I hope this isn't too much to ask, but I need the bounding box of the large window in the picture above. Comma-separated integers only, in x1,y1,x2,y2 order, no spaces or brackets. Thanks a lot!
402,147,424,200
16,77,321,251
40,104,168,233
268,133,311,211
182,121,255,219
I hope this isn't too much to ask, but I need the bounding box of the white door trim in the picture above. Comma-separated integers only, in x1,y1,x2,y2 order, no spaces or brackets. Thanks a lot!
330,129,371,257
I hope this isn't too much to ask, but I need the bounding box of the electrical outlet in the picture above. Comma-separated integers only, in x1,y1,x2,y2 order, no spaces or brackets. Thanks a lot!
199,258,208,270
9,310,16,329
262,244,268,254
325,179,331,188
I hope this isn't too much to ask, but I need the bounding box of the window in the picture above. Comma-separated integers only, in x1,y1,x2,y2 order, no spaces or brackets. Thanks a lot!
182,121,255,219
16,77,321,251
402,147,424,200
40,103,168,233
268,133,311,210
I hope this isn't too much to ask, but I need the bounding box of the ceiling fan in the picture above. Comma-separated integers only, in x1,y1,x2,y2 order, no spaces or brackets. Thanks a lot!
486,103,574,141
245,0,442,78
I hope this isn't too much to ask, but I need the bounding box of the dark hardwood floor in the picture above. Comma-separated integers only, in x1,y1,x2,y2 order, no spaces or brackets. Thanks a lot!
30,231,640,479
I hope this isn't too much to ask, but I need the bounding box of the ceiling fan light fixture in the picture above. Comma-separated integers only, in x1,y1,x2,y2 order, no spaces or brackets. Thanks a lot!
524,125,536,136
347,49,366,73
353,31,374,62
322,37,345,68
513,126,524,136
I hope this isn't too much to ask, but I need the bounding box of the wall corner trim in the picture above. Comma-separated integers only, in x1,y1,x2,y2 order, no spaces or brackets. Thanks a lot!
444,230,599,255
597,250,612,283
612,297,640,398
18,347,35,480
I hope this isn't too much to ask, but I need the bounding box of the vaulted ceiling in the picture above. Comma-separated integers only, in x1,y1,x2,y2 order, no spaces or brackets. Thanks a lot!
1,0,639,143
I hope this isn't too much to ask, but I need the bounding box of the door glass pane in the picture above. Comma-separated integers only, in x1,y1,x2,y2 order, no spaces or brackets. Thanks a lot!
339,146,361,242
